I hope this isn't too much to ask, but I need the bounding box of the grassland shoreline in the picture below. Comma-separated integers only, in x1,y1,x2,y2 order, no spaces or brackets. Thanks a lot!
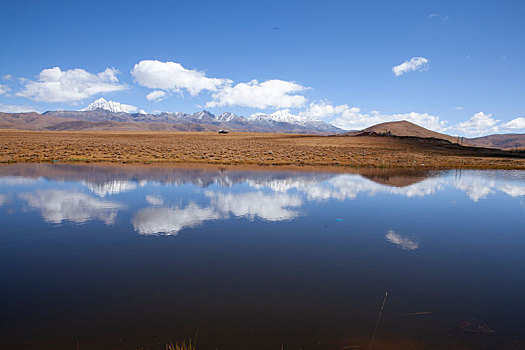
1,130,524,170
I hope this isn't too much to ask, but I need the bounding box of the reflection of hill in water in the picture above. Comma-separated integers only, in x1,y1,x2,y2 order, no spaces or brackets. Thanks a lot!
359,169,440,187
0,163,438,189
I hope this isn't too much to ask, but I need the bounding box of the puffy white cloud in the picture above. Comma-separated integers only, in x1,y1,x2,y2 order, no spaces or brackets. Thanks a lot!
132,204,220,235
454,106,463,110
16,67,126,103
385,230,419,250
19,190,124,224
300,101,446,131
0,84,10,95
0,104,39,113
501,117,525,130
456,112,500,136
392,57,430,76
206,79,308,109
328,106,446,131
146,90,167,102
145,194,164,206
207,191,303,221
299,100,350,119
131,60,230,96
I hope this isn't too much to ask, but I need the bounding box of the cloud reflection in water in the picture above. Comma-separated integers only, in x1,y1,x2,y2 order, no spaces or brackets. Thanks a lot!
19,190,124,224
385,230,419,250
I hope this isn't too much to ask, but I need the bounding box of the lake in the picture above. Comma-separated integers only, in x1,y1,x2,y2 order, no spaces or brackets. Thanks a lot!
0,164,524,350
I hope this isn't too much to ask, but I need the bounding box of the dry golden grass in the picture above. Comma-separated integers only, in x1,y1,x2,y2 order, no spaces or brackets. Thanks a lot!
1,130,524,169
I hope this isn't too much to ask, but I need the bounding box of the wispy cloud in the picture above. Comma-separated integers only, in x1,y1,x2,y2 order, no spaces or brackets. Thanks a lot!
0,104,39,113
392,57,430,76
385,230,419,250
0,84,10,95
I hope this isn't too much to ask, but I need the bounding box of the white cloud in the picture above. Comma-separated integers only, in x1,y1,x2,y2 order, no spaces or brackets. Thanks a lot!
300,101,446,131
326,106,445,131
20,190,124,224
0,104,39,113
428,13,440,18
0,194,7,206
501,117,525,130
3,74,13,81
16,67,126,103
132,204,220,235
146,90,167,102
206,79,308,109
299,100,350,119
456,112,500,136
454,106,463,110
207,191,302,221
0,84,10,95
131,60,230,96
145,194,164,206
392,57,430,76
385,230,419,250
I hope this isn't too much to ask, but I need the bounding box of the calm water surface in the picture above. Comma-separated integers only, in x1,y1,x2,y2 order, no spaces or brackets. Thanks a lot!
0,164,524,350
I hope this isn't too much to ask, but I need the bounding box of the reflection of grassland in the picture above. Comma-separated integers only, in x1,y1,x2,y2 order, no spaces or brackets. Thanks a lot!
1,130,524,169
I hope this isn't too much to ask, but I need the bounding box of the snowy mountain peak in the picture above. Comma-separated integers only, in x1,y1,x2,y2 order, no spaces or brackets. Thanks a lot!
83,98,138,114
216,112,240,122
249,109,317,124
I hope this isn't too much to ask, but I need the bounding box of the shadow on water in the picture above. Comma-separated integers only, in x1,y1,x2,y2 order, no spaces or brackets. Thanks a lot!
0,164,524,349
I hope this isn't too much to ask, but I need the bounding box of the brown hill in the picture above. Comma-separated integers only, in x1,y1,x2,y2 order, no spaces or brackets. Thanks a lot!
0,113,221,132
0,112,77,130
468,134,525,150
358,120,459,143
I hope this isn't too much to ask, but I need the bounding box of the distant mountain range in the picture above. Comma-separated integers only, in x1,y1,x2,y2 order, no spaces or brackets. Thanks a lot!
35,98,341,134
0,99,524,149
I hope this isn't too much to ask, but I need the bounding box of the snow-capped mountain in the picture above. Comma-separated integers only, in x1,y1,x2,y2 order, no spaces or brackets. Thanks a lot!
248,110,340,133
216,112,242,122
83,98,138,114
249,109,317,125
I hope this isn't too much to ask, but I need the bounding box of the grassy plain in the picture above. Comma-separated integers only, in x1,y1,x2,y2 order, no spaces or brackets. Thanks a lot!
1,130,524,169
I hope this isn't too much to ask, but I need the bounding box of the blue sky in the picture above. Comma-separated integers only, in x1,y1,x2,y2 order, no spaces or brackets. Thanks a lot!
0,0,524,135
